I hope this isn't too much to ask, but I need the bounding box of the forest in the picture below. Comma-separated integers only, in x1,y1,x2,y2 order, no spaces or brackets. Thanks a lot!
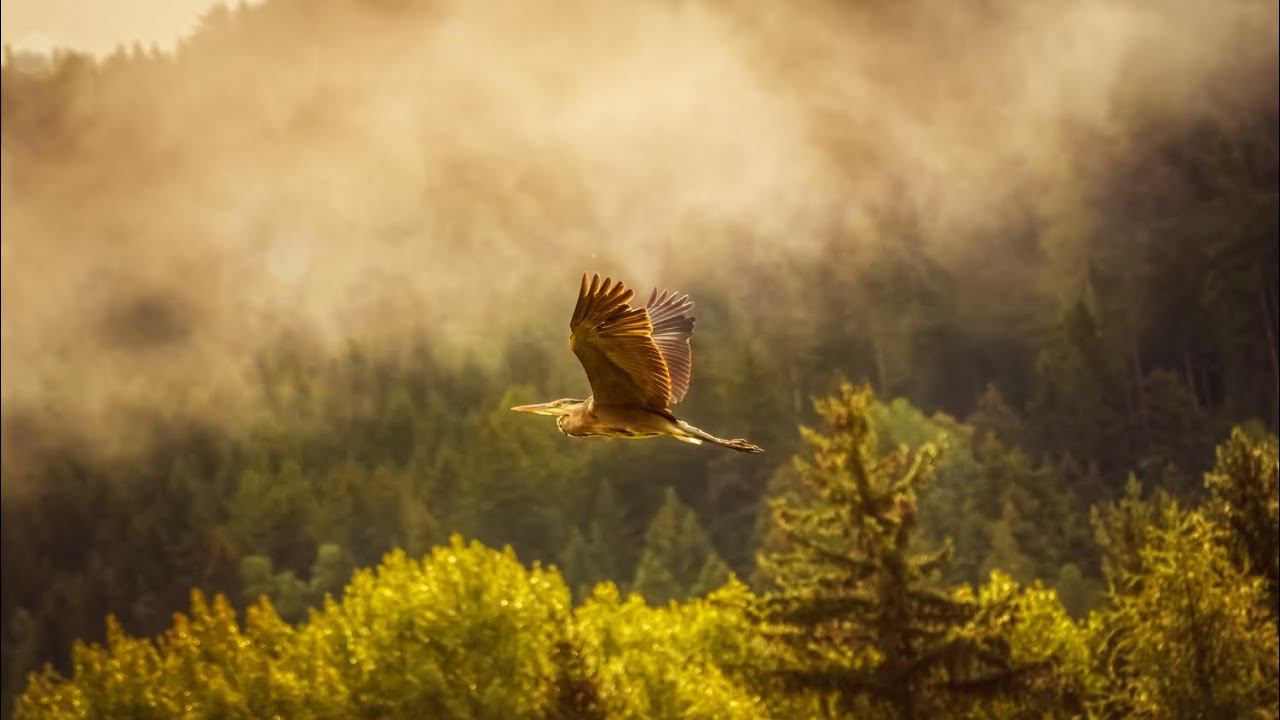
1,0,1278,717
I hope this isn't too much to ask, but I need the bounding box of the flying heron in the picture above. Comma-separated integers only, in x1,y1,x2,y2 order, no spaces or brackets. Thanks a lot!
512,273,764,453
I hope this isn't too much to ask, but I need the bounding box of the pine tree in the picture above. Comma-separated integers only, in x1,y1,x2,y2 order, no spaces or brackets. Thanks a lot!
630,490,683,604
239,555,275,609
756,383,1047,719
1204,428,1279,613
1134,368,1206,493
559,522,619,602
691,553,733,598
967,383,1024,449
632,488,727,605
980,499,1036,584
584,479,627,582
308,543,350,602
1027,301,1129,478
559,530,594,601
1092,503,1279,719
1091,476,1178,587
228,459,317,572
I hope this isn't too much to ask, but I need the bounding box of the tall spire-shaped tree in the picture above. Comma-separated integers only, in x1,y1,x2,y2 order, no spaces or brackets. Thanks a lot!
756,383,1044,719
632,487,730,605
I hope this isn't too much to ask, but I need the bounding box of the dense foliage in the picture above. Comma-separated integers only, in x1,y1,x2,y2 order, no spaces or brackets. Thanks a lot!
11,386,1278,719
755,384,1059,718
16,538,765,720
2,0,1277,717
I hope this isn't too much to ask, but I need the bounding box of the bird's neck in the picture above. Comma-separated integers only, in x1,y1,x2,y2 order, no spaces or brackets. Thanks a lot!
556,399,593,436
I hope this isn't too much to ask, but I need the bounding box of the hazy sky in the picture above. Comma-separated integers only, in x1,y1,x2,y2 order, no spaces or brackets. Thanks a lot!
1,0,239,56
2,0,1275,474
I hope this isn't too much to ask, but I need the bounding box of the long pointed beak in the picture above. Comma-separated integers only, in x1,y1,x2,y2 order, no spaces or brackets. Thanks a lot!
511,403,560,416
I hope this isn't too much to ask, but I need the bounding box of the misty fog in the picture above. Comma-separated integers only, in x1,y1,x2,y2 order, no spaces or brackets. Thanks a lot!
2,0,1277,470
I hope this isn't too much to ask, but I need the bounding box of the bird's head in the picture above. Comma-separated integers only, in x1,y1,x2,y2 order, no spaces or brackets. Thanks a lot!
510,398,585,417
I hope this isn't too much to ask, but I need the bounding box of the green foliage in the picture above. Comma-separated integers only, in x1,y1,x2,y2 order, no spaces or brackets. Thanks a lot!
981,499,1037,585
1091,476,1179,587
1090,507,1279,719
557,479,627,600
311,538,572,718
19,539,576,719
967,384,1025,450
454,386,594,563
15,537,767,720
13,419,1280,719
950,572,1094,720
756,383,1054,718
238,544,354,624
16,591,346,720
1204,427,1280,612
1133,369,1208,495
229,460,318,571
576,581,766,719
631,487,730,605
1052,563,1102,620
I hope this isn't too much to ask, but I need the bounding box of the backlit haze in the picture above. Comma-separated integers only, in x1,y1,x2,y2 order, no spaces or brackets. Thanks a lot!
2,0,1277,481
1,0,231,56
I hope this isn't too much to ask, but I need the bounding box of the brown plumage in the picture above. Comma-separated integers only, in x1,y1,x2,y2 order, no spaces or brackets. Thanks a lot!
512,273,763,454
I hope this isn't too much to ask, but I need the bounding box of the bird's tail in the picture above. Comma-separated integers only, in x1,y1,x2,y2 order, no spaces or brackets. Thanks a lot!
674,421,764,454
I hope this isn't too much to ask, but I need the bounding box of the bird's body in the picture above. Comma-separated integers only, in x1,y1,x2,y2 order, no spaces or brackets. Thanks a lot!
555,398,670,439
512,274,763,454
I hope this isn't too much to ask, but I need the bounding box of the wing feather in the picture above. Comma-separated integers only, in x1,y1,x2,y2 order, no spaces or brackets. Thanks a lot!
569,273,672,409
646,288,696,405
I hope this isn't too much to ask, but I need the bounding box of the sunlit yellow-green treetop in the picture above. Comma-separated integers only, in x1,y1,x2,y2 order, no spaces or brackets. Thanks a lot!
15,536,762,720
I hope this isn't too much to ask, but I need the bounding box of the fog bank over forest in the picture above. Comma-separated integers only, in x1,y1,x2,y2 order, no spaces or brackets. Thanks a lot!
2,0,1277,468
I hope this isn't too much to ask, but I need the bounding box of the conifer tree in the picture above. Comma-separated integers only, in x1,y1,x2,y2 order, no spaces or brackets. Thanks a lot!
308,543,350,602
1092,502,1279,718
239,555,275,609
585,479,627,580
756,383,1046,719
559,522,619,601
632,488,728,605
1091,476,1177,586
1204,427,1279,613
980,499,1036,584
1027,301,1129,477
967,383,1024,449
691,553,733,598
631,491,685,604
559,530,594,601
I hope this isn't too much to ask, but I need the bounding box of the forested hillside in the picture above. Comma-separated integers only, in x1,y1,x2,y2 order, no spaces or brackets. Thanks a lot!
2,0,1277,717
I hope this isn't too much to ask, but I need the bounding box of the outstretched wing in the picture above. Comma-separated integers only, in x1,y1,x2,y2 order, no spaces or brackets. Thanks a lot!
645,288,695,405
569,274,671,410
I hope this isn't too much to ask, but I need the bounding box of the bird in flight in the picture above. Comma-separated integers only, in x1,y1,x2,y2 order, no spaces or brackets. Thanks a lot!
512,273,763,453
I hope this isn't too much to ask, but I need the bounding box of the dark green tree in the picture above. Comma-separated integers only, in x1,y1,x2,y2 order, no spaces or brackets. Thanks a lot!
980,499,1036,585
1132,368,1207,494
1091,476,1178,586
1204,427,1279,613
967,383,1025,450
755,383,1048,719
308,543,351,602
1027,301,1129,479
228,459,317,571
632,487,729,605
